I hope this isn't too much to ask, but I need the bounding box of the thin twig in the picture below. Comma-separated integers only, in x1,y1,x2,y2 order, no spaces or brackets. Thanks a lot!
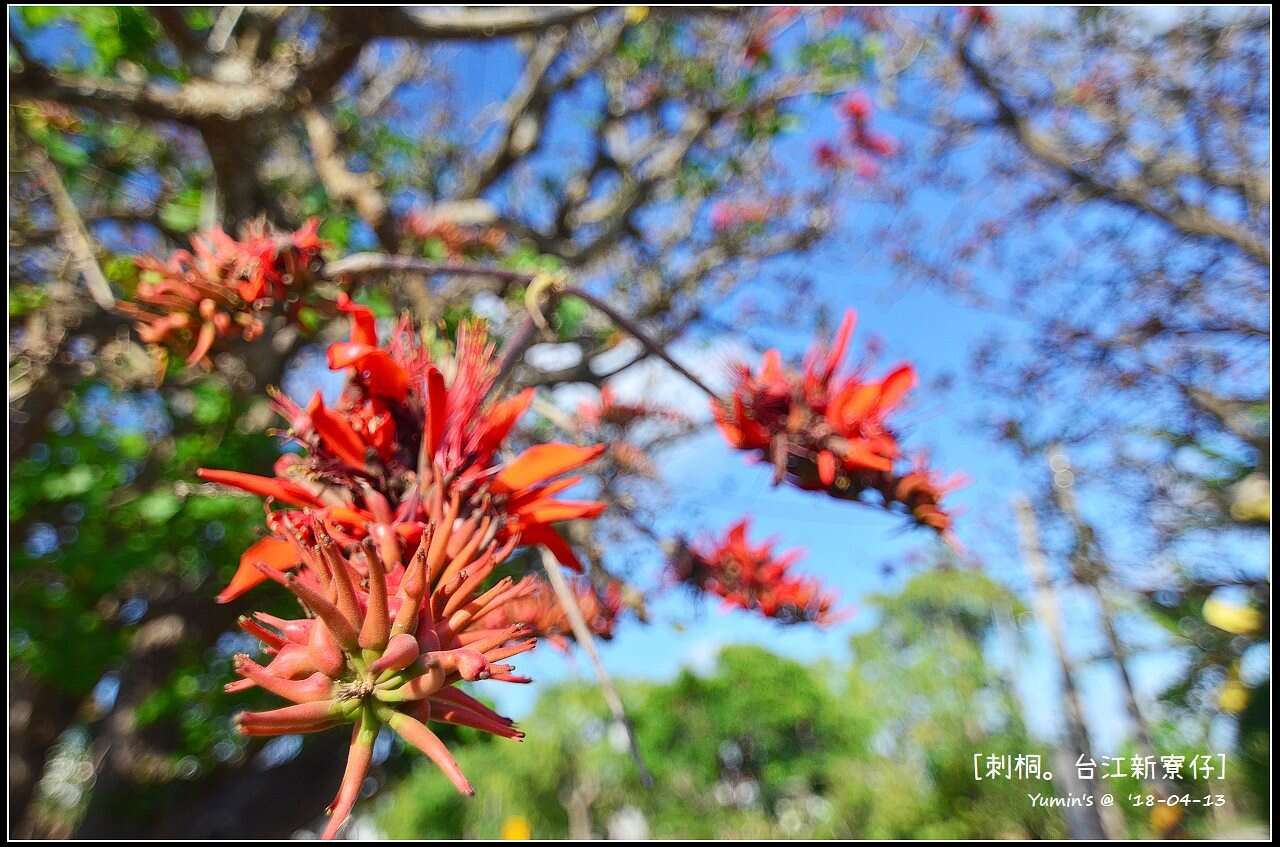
27,142,116,310
538,547,653,787
562,286,718,399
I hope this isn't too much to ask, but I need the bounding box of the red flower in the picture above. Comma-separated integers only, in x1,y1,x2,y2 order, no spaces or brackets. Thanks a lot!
118,220,327,368
839,91,874,123
712,309,960,536
200,303,607,602
480,576,623,651
576,385,686,431
711,200,771,233
962,6,995,29
852,154,881,181
813,141,845,171
228,512,537,839
834,91,899,162
850,127,899,159
670,519,841,626
402,210,505,259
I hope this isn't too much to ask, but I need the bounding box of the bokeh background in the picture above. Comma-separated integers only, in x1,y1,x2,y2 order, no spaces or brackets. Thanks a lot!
9,6,1269,839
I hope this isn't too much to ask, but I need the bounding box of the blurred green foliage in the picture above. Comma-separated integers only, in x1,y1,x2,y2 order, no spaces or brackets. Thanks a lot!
9,377,276,698
379,570,1068,839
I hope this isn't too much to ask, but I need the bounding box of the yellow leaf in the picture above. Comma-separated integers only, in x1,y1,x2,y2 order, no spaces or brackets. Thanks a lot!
1203,596,1262,636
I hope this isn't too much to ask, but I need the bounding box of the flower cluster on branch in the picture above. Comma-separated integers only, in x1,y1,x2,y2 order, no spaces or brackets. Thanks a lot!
229,512,535,839
116,219,328,368
669,519,842,626
199,294,606,603
713,309,962,536
196,291,612,837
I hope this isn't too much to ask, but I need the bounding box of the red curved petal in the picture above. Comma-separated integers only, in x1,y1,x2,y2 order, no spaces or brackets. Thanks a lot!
493,444,606,493
337,292,378,347
307,393,369,469
196,468,325,509
877,364,916,414
217,536,302,603
513,499,607,524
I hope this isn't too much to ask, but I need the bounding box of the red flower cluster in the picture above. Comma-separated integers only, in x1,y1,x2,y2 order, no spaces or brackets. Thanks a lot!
840,91,898,158
813,92,898,177
118,220,327,368
402,210,505,259
200,295,607,604
711,200,772,233
576,385,684,431
712,309,962,535
480,576,623,651
670,519,841,626
202,300,613,837
229,511,537,839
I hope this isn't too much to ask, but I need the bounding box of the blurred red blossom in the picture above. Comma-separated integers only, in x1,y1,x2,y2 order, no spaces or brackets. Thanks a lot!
480,576,623,651
711,200,772,233
669,518,842,626
712,309,962,536
402,210,506,259
117,219,328,368
962,6,996,30
813,141,845,171
576,385,685,431
839,91,874,123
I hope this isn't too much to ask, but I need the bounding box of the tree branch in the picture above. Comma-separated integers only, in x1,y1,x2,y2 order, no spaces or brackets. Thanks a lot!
955,36,1269,267
371,6,601,41
302,108,396,249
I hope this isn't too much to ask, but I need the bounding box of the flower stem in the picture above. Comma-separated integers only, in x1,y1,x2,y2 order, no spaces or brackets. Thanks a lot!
538,547,654,787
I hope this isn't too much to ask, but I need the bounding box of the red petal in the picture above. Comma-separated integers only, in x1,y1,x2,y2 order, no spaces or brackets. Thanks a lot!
360,349,410,402
825,310,856,379
520,525,584,572
760,349,785,384
473,388,534,461
196,468,325,509
817,450,837,486
835,383,881,427
217,537,302,603
423,365,446,461
840,440,894,472
327,344,409,402
337,291,378,347
514,499,607,524
307,392,368,469
493,444,606,493
877,364,916,414
507,476,582,510
326,341,379,370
